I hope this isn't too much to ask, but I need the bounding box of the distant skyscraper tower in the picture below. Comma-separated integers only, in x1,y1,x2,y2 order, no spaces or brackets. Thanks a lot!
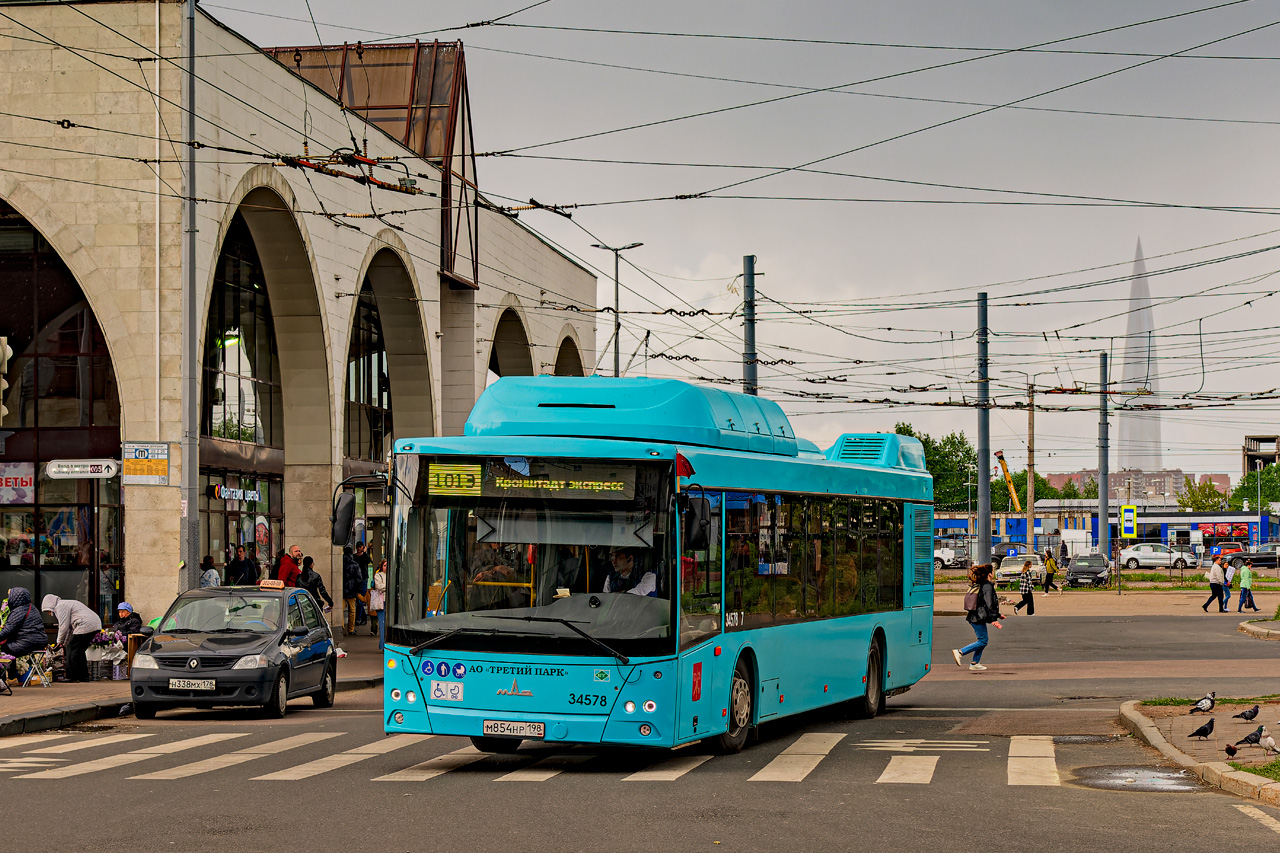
1116,240,1163,472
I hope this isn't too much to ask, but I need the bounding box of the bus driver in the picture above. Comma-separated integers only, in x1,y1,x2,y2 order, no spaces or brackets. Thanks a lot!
603,548,658,596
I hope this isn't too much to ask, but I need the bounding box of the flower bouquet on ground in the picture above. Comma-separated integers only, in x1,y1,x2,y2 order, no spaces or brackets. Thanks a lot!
87,629,127,662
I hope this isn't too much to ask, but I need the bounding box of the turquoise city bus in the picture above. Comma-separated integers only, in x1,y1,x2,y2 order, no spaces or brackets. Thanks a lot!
381,377,934,753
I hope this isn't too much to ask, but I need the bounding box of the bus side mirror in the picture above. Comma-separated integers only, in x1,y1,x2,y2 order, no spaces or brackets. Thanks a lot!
683,496,712,550
331,492,356,546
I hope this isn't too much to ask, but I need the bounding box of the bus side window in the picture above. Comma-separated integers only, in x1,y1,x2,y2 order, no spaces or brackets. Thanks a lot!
835,500,863,617
679,490,721,649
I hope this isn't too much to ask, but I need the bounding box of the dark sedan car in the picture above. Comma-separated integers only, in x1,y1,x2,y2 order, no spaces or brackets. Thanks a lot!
130,582,336,719
1065,555,1110,587
1228,543,1280,571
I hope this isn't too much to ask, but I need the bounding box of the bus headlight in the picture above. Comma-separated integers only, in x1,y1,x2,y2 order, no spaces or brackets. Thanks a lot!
640,724,652,736
643,700,657,713
624,701,636,714
391,689,402,701
407,691,417,704
393,712,405,724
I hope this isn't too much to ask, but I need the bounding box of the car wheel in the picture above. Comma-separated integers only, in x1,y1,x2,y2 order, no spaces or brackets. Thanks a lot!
470,736,522,754
133,702,157,720
263,671,289,718
1174,558,1187,570
713,658,754,754
1126,558,1139,570
1232,558,1244,570
850,640,885,720
312,662,336,708
934,558,944,572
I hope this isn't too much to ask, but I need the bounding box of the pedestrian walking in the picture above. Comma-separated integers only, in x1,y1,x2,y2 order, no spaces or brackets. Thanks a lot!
225,544,258,586
1222,560,1237,611
1043,550,1061,594
1059,540,1069,564
1238,560,1261,612
952,564,1004,672
341,546,366,636
369,559,387,651
353,541,372,627
40,594,102,683
199,555,221,588
1013,560,1035,615
298,556,334,612
279,545,302,587
1204,557,1227,612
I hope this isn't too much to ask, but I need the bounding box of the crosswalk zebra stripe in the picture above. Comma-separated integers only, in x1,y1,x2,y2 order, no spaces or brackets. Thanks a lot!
495,754,594,782
1007,736,1059,786
0,733,70,751
750,732,846,782
26,734,155,754
876,755,938,784
373,745,486,782
18,733,247,779
130,732,345,780
622,754,713,781
253,734,423,780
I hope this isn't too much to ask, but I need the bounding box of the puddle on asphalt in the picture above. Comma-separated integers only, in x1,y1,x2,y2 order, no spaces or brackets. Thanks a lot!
1070,765,1206,793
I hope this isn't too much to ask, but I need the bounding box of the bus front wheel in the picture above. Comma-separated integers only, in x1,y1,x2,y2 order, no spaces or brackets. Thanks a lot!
851,641,885,719
713,658,753,754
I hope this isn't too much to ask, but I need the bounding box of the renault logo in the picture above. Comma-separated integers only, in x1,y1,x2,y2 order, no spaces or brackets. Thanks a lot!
188,658,199,670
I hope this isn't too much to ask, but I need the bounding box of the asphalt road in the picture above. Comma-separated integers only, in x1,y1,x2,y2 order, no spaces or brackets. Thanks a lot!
3,613,1279,853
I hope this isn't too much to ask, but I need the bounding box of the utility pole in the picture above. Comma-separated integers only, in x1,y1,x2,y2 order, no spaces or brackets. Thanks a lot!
180,0,199,591
977,293,991,567
743,255,758,396
1099,351,1112,592
1027,382,1035,555
590,242,642,377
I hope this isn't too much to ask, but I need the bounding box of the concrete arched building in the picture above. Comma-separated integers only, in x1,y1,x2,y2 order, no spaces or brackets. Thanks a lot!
0,2,595,623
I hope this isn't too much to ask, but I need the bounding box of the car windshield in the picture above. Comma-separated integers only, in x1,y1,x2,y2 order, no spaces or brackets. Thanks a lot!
159,595,282,634
1074,557,1106,568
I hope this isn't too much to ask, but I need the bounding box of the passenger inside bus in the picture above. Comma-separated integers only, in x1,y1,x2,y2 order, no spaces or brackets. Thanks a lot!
602,548,658,596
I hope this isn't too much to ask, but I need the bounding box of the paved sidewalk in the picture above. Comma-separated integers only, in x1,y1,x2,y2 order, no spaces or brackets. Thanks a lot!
0,629,385,736
936,588,1275,617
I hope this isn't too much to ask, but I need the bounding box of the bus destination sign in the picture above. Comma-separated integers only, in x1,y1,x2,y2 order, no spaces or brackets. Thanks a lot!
428,459,636,501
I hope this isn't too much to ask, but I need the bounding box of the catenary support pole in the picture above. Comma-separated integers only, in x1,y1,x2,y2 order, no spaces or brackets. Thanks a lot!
743,255,757,396
977,293,991,568
181,0,199,590
1099,351,1111,594
1027,383,1035,554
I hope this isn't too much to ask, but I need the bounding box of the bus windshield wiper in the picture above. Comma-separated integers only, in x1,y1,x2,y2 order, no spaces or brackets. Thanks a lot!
409,627,499,655
485,616,629,664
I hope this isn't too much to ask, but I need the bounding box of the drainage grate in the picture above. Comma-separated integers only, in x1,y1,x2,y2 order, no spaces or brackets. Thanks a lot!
1054,735,1120,745
1071,765,1205,793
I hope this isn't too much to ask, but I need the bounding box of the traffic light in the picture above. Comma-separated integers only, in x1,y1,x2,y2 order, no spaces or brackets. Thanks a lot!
0,336,10,422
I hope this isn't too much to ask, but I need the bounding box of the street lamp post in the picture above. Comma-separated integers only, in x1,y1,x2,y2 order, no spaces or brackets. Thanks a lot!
1258,460,1264,548
591,242,643,376
1003,370,1049,556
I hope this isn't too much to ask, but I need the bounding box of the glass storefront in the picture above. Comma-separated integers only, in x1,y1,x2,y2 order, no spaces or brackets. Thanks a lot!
199,471,282,573
0,200,123,618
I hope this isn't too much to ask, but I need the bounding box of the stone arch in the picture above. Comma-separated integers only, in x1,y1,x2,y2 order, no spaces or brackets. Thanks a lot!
553,336,585,376
348,235,434,442
488,307,535,378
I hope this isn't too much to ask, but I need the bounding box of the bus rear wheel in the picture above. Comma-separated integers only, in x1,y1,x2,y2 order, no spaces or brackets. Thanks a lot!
851,641,885,719
713,658,753,754
470,736,522,754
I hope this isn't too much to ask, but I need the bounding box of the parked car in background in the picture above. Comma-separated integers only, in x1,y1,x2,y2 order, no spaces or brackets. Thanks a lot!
991,542,1033,570
1117,543,1194,571
933,536,971,572
1065,555,1110,587
1228,542,1280,571
994,554,1045,587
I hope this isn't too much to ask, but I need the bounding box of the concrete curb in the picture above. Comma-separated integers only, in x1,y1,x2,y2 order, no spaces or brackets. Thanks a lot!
1239,620,1280,641
0,674,382,736
1120,700,1280,806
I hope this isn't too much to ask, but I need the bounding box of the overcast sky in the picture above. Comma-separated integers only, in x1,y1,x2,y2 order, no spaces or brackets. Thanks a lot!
204,0,1280,484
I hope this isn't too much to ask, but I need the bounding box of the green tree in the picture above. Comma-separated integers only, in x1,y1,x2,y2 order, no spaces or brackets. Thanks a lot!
1176,476,1226,512
893,423,977,513
989,469,1061,513
1229,465,1280,510
1060,479,1081,500
1081,477,1099,500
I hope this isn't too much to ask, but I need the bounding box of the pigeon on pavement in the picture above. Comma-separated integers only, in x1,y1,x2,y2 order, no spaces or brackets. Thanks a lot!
1224,743,1238,758
1189,692,1216,714
1233,705,1260,721
1235,725,1265,747
1262,731,1277,757
1188,718,1214,740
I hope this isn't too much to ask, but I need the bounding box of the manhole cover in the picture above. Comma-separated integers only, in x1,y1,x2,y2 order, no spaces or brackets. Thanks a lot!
1054,735,1119,745
1071,765,1205,793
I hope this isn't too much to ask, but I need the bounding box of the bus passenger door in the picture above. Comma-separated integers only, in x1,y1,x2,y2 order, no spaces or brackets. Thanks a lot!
678,643,719,740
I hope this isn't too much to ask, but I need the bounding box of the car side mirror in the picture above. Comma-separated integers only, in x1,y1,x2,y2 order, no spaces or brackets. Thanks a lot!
139,626,154,637
286,626,309,639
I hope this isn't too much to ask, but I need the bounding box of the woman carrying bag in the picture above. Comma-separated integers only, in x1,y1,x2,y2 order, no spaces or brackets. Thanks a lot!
369,559,387,651
952,564,1004,672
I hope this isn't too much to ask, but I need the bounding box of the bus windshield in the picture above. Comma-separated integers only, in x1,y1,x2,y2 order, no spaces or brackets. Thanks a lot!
387,455,677,657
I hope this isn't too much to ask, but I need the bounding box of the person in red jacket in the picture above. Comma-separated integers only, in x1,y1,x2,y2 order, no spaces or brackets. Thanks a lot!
279,544,302,587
